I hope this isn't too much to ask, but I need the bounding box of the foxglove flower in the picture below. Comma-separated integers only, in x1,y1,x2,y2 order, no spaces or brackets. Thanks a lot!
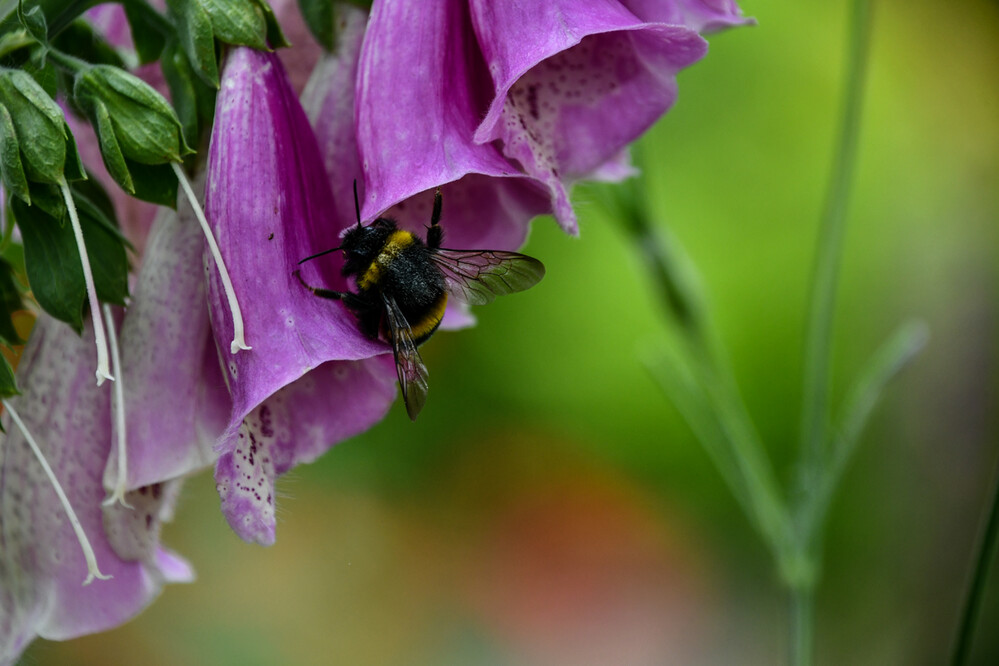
0,314,193,666
205,47,397,545
356,0,746,235
102,197,231,504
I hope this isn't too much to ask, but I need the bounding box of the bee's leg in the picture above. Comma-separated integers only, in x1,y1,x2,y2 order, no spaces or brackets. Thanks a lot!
426,187,443,249
294,269,350,302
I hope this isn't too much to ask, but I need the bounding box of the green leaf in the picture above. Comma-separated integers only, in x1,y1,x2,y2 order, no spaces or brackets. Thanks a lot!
254,0,289,49
202,0,267,50
168,0,220,88
72,184,134,251
0,69,66,184
18,1,48,46
125,158,178,207
160,42,201,146
0,256,25,345
296,0,334,51
74,65,190,165
0,355,19,399
27,181,65,220
25,59,58,99
92,99,134,193
14,189,130,328
123,0,170,64
14,195,85,330
77,198,128,305
51,19,125,68
61,117,86,182
0,104,31,204
73,172,119,231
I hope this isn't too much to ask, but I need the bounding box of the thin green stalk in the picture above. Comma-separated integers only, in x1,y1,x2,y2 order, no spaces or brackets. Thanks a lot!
801,322,928,546
792,1,874,663
799,0,874,480
950,455,999,665
0,0,100,38
612,169,788,557
791,586,815,666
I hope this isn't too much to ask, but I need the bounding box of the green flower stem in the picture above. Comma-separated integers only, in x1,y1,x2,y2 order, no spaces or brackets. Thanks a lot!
0,0,100,38
951,456,999,665
791,587,815,666
799,0,874,479
45,47,91,74
801,322,928,547
618,176,790,558
792,1,873,662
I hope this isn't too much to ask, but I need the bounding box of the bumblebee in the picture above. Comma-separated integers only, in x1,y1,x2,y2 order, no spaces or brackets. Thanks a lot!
295,184,545,420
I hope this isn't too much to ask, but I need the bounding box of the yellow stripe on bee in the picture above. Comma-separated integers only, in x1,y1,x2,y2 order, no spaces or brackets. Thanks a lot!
358,230,415,291
410,292,448,343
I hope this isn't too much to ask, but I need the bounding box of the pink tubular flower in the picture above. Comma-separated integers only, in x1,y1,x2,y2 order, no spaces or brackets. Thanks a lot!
0,314,193,666
204,47,397,545
354,0,747,236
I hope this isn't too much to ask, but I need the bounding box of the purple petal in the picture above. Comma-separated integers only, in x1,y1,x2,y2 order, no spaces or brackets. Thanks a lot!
620,0,755,33
107,203,230,494
354,0,550,237
205,48,399,542
304,8,547,326
206,47,386,416
215,356,397,545
0,315,189,662
301,6,370,236
470,0,707,234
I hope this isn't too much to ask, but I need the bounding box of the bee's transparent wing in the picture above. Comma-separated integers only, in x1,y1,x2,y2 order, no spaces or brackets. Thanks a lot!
381,291,429,420
431,249,545,306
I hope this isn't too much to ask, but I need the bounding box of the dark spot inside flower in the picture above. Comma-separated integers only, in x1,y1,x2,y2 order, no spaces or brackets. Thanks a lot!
527,85,539,119
259,405,274,438
138,486,148,495
268,232,274,240
151,483,162,499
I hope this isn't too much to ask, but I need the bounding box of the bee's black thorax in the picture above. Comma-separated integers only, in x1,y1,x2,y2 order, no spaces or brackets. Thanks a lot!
339,218,448,345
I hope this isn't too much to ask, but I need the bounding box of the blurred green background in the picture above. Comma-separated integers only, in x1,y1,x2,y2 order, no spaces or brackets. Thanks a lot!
25,0,999,664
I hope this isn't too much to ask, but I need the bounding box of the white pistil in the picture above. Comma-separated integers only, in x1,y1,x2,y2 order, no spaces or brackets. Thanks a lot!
101,303,131,509
172,162,251,354
59,178,114,385
3,399,113,585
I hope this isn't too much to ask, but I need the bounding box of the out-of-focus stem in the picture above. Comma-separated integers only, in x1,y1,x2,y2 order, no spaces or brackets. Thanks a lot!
798,0,874,488
951,457,999,665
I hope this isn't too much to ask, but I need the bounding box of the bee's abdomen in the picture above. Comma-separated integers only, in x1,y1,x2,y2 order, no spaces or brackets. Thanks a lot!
408,292,448,346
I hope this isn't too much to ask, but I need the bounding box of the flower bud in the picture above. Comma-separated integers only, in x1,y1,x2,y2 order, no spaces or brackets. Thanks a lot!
0,68,85,200
74,65,193,176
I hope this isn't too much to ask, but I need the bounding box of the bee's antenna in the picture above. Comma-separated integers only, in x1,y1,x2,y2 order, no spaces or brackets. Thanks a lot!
353,179,362,228
297,246,341,265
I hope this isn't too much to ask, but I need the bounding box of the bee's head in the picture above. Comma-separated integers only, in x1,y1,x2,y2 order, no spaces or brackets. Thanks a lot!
340,218,398,277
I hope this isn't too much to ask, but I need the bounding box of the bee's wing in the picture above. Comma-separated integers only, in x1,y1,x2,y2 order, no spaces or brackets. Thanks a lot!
381,291,429,421
431,249,545,306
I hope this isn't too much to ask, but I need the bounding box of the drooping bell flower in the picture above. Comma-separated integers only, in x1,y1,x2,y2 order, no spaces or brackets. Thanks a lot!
102,196,231,506
355,0,551,245
356,0,747,236
204,47,397,545
0,314,193,666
